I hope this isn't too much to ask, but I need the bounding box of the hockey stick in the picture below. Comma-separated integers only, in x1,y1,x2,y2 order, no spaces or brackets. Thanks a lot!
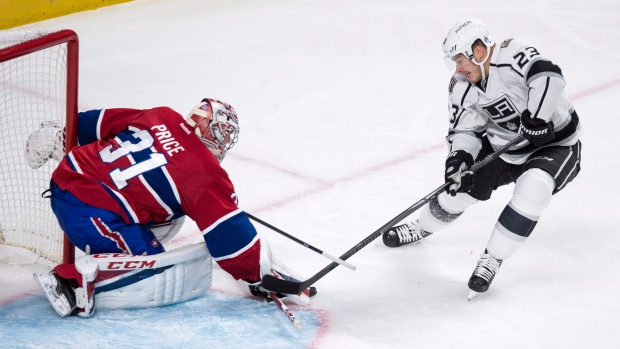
260,136,525,294
269,292,302,330
247,213,357,271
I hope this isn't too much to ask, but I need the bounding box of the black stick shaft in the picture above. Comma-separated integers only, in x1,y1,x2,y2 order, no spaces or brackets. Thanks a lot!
261,136,524,294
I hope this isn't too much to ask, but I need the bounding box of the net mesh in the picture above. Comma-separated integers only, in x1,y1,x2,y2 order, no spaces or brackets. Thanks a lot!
0,30,68,264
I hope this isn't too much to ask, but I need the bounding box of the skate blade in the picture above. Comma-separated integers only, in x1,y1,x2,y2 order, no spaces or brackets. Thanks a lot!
33,273,72,317
467,290,479,301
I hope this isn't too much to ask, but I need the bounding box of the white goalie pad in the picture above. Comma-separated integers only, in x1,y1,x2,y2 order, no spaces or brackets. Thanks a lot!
93,242,212,310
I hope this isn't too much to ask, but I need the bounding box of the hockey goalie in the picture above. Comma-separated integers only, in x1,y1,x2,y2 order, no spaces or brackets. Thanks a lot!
29,98,315,317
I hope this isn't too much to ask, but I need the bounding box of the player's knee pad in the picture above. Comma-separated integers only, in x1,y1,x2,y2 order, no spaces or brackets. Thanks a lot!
93,242,212,310
512,168,555,217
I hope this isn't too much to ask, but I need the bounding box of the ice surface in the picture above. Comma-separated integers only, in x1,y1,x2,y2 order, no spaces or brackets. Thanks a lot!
1,1,619,348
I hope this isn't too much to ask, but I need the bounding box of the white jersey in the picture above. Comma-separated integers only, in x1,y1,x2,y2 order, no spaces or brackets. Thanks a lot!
447,38,582,164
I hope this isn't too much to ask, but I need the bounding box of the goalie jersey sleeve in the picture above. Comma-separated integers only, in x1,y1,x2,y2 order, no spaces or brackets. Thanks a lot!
51,107,260,282
446,37,582,164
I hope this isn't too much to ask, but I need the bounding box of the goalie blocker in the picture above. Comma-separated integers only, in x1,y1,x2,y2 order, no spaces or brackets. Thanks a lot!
34,242,212,317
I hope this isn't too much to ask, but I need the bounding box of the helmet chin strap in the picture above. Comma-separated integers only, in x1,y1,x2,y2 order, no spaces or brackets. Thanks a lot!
472,46,492,81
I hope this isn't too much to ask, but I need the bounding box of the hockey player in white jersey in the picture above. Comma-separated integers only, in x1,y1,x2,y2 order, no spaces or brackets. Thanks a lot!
383,19,582,299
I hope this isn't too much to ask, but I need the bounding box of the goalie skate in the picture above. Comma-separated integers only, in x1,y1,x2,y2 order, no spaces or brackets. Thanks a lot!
33,271,78,317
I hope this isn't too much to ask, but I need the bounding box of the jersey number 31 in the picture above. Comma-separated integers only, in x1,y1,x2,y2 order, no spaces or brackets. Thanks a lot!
100,129,168,190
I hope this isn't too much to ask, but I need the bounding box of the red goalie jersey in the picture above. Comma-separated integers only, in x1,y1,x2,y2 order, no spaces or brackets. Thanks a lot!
51,107,260,282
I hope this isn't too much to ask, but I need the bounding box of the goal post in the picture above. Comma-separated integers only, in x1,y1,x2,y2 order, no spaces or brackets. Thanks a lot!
0,29,78,265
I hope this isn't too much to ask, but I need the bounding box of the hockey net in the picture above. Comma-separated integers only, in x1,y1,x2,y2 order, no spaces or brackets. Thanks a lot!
0,29,78,266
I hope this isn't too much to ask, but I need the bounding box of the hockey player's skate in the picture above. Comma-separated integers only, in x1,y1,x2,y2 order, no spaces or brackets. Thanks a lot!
249,240,316,306
25,121,65,169
467,250,502,300
383,220,432,248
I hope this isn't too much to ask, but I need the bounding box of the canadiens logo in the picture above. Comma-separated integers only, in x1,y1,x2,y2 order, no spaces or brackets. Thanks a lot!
231,192,238,205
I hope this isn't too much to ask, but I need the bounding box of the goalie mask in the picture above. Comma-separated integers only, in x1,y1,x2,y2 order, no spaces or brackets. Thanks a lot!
186,98,239,162
442,18,494,78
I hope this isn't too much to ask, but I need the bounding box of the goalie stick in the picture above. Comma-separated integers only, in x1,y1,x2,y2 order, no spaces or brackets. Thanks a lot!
269,292,302,330
260,136,525,294
247,213,356,271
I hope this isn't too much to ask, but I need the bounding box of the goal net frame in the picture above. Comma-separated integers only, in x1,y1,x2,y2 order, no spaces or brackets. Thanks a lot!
0,29,78,265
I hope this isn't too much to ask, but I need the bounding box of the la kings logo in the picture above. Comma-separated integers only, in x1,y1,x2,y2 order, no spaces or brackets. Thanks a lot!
481,95,522,132
501,38,514,48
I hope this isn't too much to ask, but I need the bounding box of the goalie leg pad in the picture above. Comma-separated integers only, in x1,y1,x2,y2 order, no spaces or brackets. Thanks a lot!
93,242,212,310
75,255,98,317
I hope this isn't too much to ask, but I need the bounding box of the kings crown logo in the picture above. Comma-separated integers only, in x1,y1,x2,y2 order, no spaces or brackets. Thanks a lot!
506,121,518,131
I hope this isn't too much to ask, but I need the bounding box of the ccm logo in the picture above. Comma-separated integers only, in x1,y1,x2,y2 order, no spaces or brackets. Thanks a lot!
106,260,156,269
94,253,140,258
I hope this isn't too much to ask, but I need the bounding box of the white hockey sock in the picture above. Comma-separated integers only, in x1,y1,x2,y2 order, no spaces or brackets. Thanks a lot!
486,227,525,260
418,192,479,232
486,169,555,260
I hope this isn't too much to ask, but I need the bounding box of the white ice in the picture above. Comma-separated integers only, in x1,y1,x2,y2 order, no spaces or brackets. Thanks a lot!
1,0,619,348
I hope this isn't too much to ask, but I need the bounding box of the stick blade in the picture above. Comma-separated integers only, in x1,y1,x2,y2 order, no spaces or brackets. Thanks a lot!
261,274,304,294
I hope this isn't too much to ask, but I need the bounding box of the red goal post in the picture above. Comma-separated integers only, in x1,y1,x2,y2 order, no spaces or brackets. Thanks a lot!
0,29,78,265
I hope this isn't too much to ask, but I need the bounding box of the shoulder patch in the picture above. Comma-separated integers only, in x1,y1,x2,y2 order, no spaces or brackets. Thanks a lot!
449,76,457,94
500,38,514,48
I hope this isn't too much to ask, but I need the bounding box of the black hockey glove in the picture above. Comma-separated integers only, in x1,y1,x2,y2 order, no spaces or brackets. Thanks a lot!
445,150,475,196
520,109,555,147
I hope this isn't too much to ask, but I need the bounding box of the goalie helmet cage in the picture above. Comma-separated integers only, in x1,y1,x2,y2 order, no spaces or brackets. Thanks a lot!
0,29,78,265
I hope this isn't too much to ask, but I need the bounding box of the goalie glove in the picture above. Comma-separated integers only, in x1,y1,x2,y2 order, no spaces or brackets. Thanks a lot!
248,239,315,306
520,109,555,147
445,150,475,196
25,121,65,169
